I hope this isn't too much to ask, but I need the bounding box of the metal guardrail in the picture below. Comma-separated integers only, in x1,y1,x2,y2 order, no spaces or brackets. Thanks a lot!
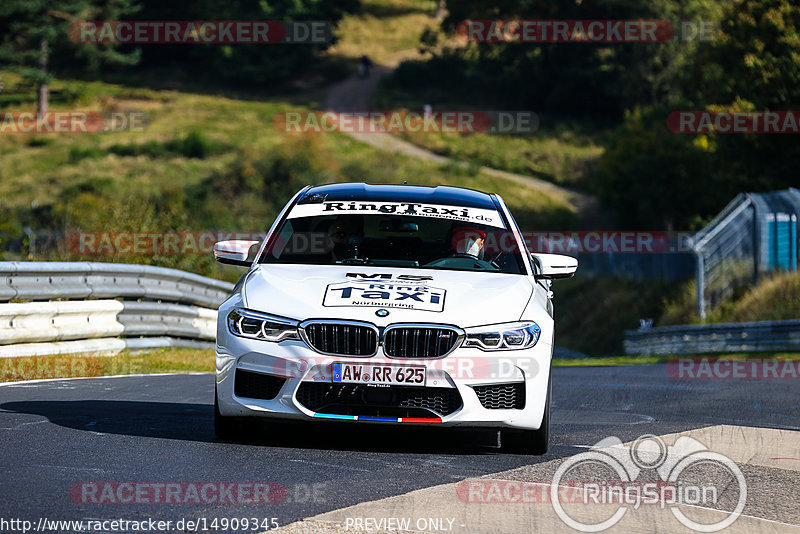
0,261,232,309
624,319,800,355
0,262,232,357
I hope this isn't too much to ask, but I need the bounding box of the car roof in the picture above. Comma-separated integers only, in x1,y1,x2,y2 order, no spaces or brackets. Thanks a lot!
301,183,497,209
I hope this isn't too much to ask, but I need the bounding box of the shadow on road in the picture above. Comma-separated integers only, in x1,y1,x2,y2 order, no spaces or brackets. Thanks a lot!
0,399,510,455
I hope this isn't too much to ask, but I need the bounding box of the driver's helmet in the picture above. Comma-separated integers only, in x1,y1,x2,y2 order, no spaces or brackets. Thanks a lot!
451,226,487,258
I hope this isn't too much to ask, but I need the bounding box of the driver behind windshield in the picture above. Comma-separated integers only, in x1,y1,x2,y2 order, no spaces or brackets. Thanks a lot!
450,226,487,259
327,215,364,261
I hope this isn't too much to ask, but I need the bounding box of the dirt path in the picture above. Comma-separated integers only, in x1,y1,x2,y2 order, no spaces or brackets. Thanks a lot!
323,66,599,221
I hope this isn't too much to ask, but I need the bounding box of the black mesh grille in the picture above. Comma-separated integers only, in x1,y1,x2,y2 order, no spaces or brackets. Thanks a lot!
303,323,377,356
472,382,526,410
384,327,460,358
295,382,462,417
234,369,286,401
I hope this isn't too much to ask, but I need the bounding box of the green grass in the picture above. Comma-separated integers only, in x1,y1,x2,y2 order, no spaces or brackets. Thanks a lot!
0,348,214,382
390,127,604,188
373,64,606,189
661,271,800,325
327,0,438,66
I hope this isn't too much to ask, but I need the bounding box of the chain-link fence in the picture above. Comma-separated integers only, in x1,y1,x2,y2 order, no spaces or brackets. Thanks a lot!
689,189,800,319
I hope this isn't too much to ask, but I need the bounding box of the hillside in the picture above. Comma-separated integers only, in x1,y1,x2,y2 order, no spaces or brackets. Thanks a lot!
0,70,576,282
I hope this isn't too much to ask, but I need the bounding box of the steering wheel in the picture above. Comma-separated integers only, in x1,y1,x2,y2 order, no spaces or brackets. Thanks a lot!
425,254,499,271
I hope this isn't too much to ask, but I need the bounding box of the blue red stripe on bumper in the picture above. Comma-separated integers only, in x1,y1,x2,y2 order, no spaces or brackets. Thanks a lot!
312,413,442,423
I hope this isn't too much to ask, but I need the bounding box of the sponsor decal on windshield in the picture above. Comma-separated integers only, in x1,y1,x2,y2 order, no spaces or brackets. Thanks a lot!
323,281,446,312
288,201,505,229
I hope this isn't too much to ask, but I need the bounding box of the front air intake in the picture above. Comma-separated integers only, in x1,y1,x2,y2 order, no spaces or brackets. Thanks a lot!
300,321,378,356
234,369,286,401
472,382,526,410
383,325,462,358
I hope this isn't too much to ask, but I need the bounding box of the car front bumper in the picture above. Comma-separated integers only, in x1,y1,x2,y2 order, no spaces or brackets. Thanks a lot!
216,326,552,431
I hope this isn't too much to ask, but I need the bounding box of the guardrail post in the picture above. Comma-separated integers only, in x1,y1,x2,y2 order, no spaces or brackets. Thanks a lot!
696,252,706,321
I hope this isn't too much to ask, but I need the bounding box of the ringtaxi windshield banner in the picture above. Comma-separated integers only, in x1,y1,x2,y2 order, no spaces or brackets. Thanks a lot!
287,201,505,229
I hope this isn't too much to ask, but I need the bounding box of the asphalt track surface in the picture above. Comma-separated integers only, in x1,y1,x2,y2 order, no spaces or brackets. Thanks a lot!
0,365,798,533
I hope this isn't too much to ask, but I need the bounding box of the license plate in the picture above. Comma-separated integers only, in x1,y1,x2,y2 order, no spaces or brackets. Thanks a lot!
332,363,426,386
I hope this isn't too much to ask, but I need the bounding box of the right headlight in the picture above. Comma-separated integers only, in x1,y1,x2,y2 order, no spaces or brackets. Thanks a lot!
227,308,299,341
463,321,541,351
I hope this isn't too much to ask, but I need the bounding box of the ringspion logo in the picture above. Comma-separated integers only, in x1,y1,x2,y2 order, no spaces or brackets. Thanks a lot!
550,435,746,532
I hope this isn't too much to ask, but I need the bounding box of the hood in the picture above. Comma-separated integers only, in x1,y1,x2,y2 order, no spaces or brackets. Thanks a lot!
243,264,533,328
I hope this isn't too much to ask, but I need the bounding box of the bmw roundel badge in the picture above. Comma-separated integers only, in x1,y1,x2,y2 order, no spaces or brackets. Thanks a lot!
376,309,390,317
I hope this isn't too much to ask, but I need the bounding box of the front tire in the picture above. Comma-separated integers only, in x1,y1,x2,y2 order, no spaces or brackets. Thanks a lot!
502,368,551,455
214,385,245,440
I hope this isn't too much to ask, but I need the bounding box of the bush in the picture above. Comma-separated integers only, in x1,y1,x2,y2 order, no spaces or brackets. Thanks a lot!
68,146,103,163
592,107,722,229
555,276,679,355
108,132,225,159
26,137,53,147
185,136,338,229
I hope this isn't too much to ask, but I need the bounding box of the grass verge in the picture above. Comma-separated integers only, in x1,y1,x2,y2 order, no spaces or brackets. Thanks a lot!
0,348,214,383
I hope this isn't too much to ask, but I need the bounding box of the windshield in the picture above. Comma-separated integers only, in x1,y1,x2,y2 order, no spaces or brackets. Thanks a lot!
259,201,526,274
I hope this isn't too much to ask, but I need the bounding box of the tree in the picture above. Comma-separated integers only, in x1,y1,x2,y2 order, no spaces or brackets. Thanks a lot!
593,0,800,229
687,0,800,109
129,0,359,85
0,0,140,116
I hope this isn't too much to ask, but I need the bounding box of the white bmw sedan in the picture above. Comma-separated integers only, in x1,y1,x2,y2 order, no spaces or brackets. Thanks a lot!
213,183,576,453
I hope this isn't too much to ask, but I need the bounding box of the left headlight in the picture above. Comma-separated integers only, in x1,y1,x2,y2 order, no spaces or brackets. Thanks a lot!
463,321,541,351
227,308,299,341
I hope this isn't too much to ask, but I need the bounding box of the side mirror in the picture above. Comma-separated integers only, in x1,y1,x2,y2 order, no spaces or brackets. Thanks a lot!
531,253,578,279
213,240,259,267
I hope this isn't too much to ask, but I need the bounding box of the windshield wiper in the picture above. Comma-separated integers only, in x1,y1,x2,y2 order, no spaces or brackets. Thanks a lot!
338,258,372,265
